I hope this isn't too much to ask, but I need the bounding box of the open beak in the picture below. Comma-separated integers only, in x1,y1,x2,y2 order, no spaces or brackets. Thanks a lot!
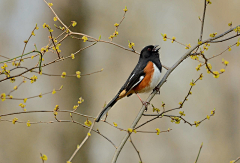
153,45,160,52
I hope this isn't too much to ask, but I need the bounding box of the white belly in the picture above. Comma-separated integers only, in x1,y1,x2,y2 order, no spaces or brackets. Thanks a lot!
139,63,161,93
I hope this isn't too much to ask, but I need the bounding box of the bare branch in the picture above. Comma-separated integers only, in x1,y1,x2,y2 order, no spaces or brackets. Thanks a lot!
0,118,116,148
195,143,203,163
17,26,37,66
0,110,95,119
43,0,70,32
48,27,61,59
199,0,207,41
233,157,240,163
68,121,96,162
129,135,143,163
210,34,240,43
0,55,10,59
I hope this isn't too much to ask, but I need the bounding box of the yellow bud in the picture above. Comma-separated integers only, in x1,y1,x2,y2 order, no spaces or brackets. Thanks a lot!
23,98,27,103
220,69,225,73
128,128,133,133
52,89,56,94
53,17,58,21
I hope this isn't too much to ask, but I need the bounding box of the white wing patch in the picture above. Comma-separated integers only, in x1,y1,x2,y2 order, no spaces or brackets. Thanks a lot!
129,74,135,81
129,75,144,90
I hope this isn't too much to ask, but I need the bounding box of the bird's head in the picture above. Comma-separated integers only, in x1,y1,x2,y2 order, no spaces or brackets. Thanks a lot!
140,45,160,59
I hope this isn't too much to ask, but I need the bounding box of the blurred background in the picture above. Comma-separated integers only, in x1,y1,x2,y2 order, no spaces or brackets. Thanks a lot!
0,0,240,162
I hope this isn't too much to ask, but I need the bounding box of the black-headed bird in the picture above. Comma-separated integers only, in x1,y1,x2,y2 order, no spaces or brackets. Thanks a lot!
95,45,162,122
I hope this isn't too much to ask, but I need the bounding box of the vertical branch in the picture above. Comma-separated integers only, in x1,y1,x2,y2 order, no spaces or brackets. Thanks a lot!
199,0,207,41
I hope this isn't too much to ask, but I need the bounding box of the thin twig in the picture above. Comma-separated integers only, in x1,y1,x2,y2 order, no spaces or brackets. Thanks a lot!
5,88,61,100
0,55,10,59
43,0,69,32
195,143,203,163
136,129,172,134
17,26,36,66
7,79,25,96
40,153,44,163
208,43,236,60
210,34,240,43
0,118,116,148
164,115,193,126
179,73,203,108
0,67,35,83
0,50,40,64
135,114,163,130
104,121,126,131
199,0,207,41
29,69,103,77
0,110,95,119
110,10,127,42
129,135,143,163
98,39,139,54
68,121,96,162
146,112,215,127
48,27,61,59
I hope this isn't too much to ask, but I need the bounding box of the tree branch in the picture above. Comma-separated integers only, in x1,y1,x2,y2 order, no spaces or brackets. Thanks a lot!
195,143,203,163
129,135,143,163
68,121,96,162
199,0,207,41
210,34,240,43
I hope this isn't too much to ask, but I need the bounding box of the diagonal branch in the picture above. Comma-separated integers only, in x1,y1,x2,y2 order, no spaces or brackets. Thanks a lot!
67,121,96,162
43,0,69,32
195,143,203,163
210,33,240,43
233,157,240,163
129,135,143,163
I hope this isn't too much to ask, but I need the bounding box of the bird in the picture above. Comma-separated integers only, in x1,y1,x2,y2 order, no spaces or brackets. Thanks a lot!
95,45,162,122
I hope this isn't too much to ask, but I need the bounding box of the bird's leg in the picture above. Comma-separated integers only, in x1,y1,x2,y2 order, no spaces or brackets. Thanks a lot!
152,86,160,94
136,93,149,110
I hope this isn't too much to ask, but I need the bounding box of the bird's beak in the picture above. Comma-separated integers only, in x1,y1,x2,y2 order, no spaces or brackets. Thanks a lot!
153,45,160,52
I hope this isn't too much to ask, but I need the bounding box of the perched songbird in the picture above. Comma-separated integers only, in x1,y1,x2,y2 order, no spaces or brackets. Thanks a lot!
95,45,162,122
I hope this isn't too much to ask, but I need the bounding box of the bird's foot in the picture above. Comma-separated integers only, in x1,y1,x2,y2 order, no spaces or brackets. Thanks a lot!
136,93,150,109
141,101,150,110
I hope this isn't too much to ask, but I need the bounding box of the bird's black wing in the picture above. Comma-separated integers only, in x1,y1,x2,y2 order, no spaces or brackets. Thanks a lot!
124,70,145,92
116,58,148,96
117,69,146,98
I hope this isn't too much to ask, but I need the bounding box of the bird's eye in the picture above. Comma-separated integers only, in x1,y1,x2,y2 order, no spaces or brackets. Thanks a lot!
148,48,151,51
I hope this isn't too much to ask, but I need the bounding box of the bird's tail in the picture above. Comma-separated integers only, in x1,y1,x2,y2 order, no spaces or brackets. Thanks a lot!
95,95,118,122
